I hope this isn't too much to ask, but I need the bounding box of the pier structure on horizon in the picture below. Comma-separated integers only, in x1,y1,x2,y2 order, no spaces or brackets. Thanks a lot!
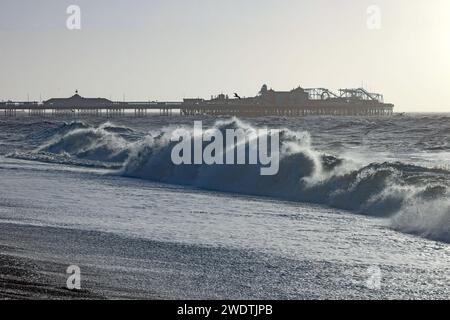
0,85,394,117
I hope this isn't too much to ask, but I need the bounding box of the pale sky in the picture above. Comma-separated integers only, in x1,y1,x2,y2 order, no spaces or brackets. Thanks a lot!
0,0,449,112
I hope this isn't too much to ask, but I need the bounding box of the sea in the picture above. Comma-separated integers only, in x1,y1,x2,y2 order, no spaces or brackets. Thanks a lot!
0,113,449,299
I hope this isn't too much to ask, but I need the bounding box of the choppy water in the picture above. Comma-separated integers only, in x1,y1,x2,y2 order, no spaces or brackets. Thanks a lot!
0,113,449,298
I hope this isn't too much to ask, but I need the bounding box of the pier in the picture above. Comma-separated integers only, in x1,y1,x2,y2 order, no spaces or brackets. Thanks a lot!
0,101,181,117
0,86,394,117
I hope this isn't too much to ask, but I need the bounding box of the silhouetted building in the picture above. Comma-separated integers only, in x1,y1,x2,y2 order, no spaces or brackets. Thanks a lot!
180,84,394,116
44,91,112,108
259,85,309,105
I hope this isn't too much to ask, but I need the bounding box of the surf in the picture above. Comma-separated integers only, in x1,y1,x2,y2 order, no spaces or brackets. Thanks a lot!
7,117,450,243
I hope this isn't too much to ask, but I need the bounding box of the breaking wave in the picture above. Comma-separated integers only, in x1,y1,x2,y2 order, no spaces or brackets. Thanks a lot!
8,121,133,167
39,122,131,162
10,118,450,243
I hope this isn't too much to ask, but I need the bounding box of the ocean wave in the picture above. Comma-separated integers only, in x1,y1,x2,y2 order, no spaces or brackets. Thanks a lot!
10,118,450,243
8,121,133,165
26,121,89,141
39,122,132,163
392,199,450,243
120,118,450,243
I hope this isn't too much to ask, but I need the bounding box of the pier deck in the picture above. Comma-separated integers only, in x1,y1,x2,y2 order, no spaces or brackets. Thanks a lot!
0,101,180,117
0,101,393,117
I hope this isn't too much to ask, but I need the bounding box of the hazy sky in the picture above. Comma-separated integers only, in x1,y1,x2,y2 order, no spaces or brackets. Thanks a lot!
0,0,449,111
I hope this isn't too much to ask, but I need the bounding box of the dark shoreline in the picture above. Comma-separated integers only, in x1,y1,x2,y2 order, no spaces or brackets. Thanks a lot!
0,223,162,300
0,248,99,300
1,222,448,300
0,222,345,300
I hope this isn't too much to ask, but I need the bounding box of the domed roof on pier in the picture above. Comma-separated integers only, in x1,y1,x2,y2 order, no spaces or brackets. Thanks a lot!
44,90,112,107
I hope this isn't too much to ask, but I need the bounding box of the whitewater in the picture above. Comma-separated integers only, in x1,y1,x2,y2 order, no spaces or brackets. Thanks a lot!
0,114,449,298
